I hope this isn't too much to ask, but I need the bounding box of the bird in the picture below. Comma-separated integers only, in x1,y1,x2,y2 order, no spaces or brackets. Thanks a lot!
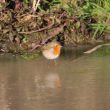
42,41,62,60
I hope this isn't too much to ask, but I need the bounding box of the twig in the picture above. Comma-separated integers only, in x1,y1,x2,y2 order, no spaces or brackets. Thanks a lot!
30,44,41,52
35,0,41,10
18,23,54,34
84,43,110,54
32,0,41,13
84,45,102,54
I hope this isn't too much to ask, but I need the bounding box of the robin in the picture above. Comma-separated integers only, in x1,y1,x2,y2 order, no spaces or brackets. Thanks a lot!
42,41,62,60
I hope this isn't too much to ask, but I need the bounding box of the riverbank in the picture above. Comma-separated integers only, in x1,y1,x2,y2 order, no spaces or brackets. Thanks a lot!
0,0,110,54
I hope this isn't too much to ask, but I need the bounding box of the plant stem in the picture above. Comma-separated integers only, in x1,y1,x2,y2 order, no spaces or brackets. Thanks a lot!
32,0,41,13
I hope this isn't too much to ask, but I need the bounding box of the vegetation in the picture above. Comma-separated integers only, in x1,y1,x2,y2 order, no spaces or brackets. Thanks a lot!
0,0,110,53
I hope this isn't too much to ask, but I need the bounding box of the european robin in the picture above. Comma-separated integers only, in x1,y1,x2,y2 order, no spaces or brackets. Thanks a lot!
42,41,62,60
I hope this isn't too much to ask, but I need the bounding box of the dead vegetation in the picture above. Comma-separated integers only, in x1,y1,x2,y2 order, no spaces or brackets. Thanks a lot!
0,0,104,53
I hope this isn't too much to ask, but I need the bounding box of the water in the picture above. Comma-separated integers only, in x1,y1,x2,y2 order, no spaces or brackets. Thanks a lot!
0,52,110,110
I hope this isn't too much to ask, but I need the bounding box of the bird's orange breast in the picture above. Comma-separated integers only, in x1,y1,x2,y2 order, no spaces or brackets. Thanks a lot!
53,45,61,55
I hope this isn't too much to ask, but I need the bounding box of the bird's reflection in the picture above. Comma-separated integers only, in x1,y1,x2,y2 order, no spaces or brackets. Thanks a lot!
35,72,61,91
45,73,61,89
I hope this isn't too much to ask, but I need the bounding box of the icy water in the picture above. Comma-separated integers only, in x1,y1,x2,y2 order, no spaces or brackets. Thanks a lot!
0,51,110,110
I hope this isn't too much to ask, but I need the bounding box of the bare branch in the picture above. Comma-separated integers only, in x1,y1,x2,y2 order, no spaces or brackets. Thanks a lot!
18,23,54,34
